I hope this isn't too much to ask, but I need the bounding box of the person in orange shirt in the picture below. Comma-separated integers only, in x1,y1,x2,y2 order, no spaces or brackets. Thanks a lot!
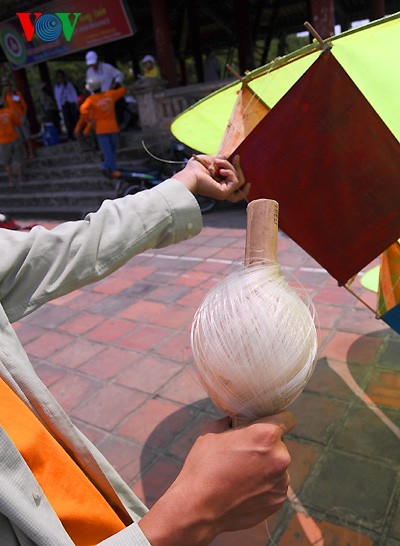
2,76,34,160
0,97,24,184
74,110,97,151
78,76,125,178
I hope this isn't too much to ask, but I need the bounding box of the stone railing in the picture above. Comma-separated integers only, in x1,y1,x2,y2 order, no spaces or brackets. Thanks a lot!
130,77,235,130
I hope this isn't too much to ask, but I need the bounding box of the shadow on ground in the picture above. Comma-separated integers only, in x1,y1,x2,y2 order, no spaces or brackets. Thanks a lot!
202,201,247,229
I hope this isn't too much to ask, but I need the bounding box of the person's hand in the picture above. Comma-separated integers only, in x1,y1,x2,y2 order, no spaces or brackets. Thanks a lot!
172,154,250,203
138,411,293,546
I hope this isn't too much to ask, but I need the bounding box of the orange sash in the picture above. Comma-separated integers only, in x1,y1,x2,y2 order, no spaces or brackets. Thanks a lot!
0,378,126,545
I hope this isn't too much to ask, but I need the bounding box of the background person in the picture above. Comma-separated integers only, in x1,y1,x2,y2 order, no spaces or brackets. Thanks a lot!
2,76,34,159
140,54,161,78
0,97,24,184
53,70,79,141
85,50,126,128
78,75,125,177
85,50,124,92
0,154,293,545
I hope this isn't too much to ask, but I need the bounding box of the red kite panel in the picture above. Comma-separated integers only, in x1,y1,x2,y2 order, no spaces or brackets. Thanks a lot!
234,52,400,284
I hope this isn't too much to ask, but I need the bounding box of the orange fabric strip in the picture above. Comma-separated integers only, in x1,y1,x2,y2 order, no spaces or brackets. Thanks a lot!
378,241,400,315
0,378,126,546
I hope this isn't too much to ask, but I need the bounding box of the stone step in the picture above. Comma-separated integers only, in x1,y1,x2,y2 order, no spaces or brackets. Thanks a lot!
0,128,175,220
30,145,155,167
2,203,103,221
33,128,168,159
1,189,114,220
0,158,156,183
0,188,114,205
0,176,115,194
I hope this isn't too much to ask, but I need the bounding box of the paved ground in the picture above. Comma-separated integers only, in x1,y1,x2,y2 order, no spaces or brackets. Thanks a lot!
15,203,400,546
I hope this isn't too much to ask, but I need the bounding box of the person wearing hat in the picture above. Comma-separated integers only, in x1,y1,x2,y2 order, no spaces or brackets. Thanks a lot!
77,75,125,178
0,96,25,184
140,54,160,78
2,77,34,160
85,50,124,92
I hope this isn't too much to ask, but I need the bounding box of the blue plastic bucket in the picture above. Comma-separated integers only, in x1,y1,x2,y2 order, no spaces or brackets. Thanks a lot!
42,123,60,146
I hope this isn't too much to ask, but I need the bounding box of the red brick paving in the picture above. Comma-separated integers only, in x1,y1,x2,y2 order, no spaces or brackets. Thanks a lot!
80,346,141,379
115,355,182,393
116,324,170,352
48,338,105,369
85,318,136,342
57,311,105,335
366,370,400,409
24,331,72,358
278,515,374,545
16,211,400,545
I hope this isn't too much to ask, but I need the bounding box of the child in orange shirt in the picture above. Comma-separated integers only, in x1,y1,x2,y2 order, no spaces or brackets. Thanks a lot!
0,98,24,184
78,76,125,178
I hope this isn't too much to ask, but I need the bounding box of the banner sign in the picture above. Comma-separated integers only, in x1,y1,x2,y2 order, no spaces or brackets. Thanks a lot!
0,0,135,70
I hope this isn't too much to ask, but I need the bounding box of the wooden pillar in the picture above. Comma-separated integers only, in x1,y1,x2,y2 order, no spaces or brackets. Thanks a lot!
12,68,40,133
178,56,188,86
310,0,335,39
260,0,281,66
369,0,385,20
234,0,254,74
149,0,179,87
38,62,51,86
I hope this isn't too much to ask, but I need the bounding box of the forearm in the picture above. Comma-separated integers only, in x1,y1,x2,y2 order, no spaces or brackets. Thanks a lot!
1,179,201,321
138,487,216,546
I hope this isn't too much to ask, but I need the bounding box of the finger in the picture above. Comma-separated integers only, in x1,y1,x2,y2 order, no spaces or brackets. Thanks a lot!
213,158,237,173
240,182,251,199
232,155,245,186
227,182,251,203
253,410,295,436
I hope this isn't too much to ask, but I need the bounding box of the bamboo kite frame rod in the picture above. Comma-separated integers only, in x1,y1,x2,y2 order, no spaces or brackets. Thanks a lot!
343,282,381,318
303,21,332,51
224,21,332,88
225,64,270,109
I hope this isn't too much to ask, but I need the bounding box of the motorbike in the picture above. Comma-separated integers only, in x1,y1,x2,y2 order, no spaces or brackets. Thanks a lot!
113,142,217,214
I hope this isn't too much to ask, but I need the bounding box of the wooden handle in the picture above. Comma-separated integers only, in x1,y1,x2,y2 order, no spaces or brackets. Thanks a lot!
231,199,280,427
245,199,279,266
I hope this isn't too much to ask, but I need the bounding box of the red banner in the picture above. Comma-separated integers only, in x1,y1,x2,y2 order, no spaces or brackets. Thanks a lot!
0,0,135,69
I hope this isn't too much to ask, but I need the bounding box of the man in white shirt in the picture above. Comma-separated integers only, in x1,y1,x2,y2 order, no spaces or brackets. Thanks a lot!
53,69,79,140
85,50,124,92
